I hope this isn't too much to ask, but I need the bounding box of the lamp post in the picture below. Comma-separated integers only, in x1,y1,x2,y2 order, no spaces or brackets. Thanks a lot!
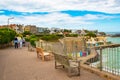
8,17,14,30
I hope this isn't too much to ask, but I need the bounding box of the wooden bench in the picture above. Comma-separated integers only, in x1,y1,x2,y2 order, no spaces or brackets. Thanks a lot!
53,53,80,77
36,47,52,61
28,44,34,51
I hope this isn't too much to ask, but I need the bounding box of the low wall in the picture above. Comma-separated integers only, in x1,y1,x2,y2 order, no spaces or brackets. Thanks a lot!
81,64,120,80
0,42,13,49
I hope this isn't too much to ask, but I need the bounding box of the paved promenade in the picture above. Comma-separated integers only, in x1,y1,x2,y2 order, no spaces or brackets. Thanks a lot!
0,47,106,80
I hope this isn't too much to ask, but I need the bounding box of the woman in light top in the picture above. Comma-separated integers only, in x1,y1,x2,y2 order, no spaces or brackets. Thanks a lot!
19,38,23,48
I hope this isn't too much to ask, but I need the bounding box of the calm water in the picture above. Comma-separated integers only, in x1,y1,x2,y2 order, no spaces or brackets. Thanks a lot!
107,37,120,44
103,37,120,73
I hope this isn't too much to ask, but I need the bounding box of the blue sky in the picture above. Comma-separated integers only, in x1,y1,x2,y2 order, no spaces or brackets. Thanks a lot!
0,0,120,32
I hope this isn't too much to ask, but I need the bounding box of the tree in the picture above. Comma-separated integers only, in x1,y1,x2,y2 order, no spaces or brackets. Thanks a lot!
41,34,59,41
22,31,31,37
99,32,106,36
29,35,39,47
63,29,71,33
85,32,96,37
0,28,16,44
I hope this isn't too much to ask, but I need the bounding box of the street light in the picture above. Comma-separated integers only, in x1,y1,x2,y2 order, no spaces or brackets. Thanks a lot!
8,17,14,29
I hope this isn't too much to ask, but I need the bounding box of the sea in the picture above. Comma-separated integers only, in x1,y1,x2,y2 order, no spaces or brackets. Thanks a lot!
106,32,120,44
107,37,120,44
106,32,120,35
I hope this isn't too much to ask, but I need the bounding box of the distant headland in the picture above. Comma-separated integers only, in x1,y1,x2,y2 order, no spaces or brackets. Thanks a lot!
106,32,120,37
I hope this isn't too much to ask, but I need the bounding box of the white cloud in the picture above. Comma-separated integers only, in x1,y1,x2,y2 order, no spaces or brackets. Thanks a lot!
0,15,10,25
83,14,116,20
0,0,120,13
0,12,116,30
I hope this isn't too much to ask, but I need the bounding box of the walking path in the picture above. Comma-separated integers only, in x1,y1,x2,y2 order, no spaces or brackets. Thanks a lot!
0,47,106,80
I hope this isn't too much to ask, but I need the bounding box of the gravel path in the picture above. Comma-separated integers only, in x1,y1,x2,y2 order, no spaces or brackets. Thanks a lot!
0,47,106,80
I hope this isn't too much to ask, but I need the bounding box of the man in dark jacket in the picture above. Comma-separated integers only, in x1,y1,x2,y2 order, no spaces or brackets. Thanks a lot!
14,37,18,48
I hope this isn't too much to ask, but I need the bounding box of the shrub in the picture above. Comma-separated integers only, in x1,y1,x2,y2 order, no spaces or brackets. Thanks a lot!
25,35,38,42
25,37,30,42
22,31,31,37
30,38,38,47
56,34,64,38
66,34,78,37
0,28,16,44
85,32,96,37
41,34,59,41
29,35,39,47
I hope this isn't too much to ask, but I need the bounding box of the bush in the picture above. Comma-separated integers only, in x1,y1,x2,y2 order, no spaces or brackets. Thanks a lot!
25,35,38,42
28,35,39,47
30,35,37,39
41,34,59,41
0,28,16,44
25,37,30,42
22,31,31,37
56,34,64,38
66,34,78,37
30,38,37,47
85,32,96,37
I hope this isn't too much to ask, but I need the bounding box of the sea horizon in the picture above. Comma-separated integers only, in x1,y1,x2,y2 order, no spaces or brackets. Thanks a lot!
105,32,120,35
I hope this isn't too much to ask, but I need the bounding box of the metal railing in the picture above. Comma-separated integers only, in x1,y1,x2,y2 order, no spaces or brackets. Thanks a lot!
86,44,120,76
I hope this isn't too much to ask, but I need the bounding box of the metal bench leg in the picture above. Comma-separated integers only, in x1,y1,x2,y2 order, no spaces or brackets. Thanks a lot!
42,56,45,61
77,67,80,76
68,67,72,77
37,52,39,58
55,61,57,69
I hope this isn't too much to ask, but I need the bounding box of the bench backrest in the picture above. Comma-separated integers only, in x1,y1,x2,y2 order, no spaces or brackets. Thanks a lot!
36,47,44,56
54,53,70,67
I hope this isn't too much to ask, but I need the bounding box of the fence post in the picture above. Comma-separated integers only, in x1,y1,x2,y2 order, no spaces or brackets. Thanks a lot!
100,47,102,71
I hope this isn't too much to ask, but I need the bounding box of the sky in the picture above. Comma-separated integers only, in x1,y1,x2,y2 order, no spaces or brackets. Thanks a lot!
0,0,120,32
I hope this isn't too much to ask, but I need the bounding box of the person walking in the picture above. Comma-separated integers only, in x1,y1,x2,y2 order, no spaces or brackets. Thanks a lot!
19,38,23,48
22,38,25,47
14,37,18,48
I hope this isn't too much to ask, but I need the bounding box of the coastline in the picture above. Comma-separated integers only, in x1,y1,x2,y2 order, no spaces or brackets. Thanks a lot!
105,32,120,37
106,37,120,44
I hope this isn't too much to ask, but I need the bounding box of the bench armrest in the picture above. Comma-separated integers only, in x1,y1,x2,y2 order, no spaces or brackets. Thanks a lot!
69,60,81,67
69,60,81,63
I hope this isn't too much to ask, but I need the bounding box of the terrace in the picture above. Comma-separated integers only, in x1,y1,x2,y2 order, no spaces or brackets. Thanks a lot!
0,47,105,80
0,37,120,80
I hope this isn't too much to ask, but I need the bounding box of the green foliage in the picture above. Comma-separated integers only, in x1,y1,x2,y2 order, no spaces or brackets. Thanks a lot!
25,35,39,47
63,29,71,33
30,35,37,39
84,30,89,33
0,28,16,44
22,31,31,37
30,38,37,47
85,32,96,37
25,35,38,42
99,32,106,36
56,34,64,38
107,41,112,44
25,37,30,42
66,34,78,37
41,34,59,41
16,33,23,38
